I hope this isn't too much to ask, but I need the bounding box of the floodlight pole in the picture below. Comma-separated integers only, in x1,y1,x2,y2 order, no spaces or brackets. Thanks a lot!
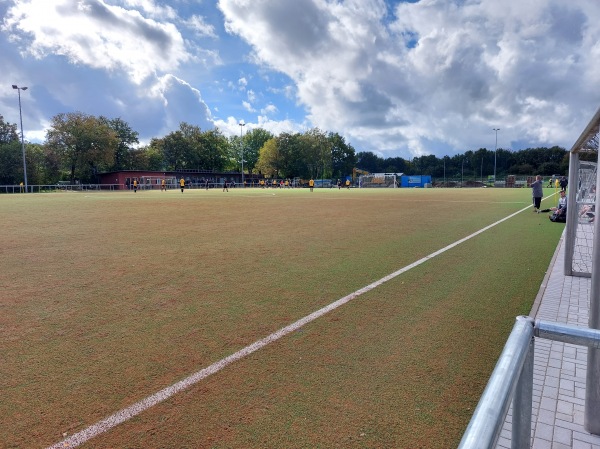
493,128,500,186
239,121,245,187
480,157,483,184
13,85,28,192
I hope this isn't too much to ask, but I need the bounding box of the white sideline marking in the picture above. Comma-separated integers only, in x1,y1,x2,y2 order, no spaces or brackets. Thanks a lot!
47,204,534,449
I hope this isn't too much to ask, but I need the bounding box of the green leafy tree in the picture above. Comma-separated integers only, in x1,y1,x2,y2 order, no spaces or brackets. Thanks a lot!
26,143,54,185
0,115,19,144
357,151,385,173
243,128,274,175
300,128,331,179
508,163,535,175
327,133,356,179
0,116,22,184
159,131,188,171
128,143,165,171
99,116,139,171
155,123,229,171
0,141,22,184
179,122,206,169
277,132,304,178
200,128,229,171
256,138,281,178
538,162,561,176
45,112,119,183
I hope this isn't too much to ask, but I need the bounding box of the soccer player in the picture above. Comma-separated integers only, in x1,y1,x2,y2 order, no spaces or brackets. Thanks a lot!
180,178,185,193
309,178,314,192
133,179,138,193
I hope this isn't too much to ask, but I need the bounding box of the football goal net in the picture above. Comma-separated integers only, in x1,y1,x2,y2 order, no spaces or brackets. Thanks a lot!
359,173,398,188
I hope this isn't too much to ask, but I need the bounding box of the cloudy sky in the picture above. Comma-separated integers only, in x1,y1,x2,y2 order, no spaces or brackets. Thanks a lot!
1,0,600,159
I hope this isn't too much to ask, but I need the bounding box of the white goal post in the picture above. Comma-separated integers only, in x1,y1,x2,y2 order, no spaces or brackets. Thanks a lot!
359,173,399,188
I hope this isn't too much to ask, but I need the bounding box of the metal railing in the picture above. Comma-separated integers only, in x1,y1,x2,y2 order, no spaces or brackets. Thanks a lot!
458,316,600,449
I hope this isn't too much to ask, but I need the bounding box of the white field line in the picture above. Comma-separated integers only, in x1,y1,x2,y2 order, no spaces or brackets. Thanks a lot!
46,201,538,449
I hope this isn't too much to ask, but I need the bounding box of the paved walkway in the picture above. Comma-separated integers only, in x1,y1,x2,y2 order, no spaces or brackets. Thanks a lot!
495,231,600,449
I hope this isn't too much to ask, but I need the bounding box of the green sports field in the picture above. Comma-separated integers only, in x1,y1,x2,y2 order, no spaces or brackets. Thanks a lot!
1,187,564,449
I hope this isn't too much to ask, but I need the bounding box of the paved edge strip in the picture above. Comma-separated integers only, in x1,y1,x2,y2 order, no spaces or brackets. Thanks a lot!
46,203,534,449
529,229,565,318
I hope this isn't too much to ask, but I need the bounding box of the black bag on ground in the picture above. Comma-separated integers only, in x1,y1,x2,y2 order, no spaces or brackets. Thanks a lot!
549,211,566,223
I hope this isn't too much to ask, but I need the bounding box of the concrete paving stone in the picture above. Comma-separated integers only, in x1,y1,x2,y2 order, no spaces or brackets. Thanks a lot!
548,358,563,369
536,422,556,440
561,361,576,376
564,344,577,353
495,436,510,448
572,440,593,449
575,386,587,400
573,431,600,446
576,348,589,361
531,438,552,449
555,412,572,424
540,396,558,412
557,400,574,415
558,394,586,407
537,408,556,425
544,376,560,388
550,443,572,449
555,418,589,432
559,378,575,391
546,367,561,378
552,426,573,447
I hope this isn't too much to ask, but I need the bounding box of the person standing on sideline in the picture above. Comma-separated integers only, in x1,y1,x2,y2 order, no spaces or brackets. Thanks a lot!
560,176,568,192
133,179,138,193
180,177,185,193
223,179,228,192
309,178,315,192
531,175,543,213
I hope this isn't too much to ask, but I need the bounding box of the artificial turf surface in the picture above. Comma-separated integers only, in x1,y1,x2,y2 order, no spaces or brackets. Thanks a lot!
0,187,563,448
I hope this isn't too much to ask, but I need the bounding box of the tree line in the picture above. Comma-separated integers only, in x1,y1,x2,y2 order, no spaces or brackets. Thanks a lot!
0,111,574,186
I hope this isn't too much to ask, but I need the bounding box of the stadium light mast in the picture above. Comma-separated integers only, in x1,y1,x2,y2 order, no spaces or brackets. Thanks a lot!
480,157,483,184
239,121,245,187
493,128,500,186
443,157,446,187
12,85,28,192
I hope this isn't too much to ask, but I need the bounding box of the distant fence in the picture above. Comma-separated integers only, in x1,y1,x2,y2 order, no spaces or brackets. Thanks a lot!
0,184,122,193
0,182,307,193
